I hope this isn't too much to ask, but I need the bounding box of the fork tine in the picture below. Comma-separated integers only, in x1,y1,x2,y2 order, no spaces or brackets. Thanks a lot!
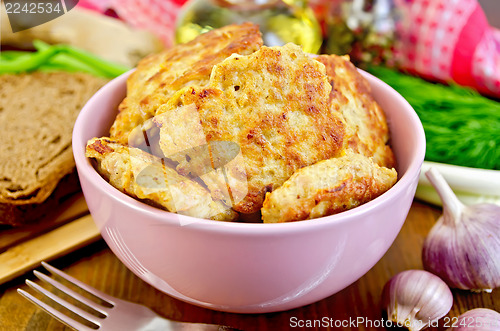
34,270,108,316
42,262,114,305
25,279,102,328
17,288,96,331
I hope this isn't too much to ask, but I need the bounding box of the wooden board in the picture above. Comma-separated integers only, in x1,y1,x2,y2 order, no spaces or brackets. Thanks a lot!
0,193,101,284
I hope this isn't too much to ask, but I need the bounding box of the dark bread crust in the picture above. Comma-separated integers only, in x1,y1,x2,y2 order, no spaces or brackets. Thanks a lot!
0,171,81,226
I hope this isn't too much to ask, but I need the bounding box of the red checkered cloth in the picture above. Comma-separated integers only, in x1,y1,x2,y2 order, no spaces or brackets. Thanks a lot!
310,0,500,97
394,0,500,97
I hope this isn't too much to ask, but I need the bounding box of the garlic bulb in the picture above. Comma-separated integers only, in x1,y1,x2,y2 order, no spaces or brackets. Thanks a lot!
422,167,500,292
447,308,500,331
381,269,453,331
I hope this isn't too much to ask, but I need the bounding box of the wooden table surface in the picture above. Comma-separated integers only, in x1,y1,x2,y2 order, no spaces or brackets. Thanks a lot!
0,200,498,331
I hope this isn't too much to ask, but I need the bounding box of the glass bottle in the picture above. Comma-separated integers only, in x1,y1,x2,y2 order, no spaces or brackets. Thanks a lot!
175,0,323,54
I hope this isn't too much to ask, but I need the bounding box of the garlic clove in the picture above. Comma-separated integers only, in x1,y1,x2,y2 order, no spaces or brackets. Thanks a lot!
447,308,500,331
381,269,453,331
422,168,500,292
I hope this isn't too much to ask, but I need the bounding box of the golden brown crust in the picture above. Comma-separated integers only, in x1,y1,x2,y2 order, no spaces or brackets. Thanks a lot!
155,44,346,214
315,55,395,168
109,23,263,143
261,151,397,223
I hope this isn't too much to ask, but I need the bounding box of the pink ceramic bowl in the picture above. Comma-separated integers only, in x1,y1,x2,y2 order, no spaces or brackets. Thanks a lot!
73,70,425,313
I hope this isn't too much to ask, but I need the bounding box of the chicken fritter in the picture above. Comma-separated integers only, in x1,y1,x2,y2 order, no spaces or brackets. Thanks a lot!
109,22,263,144
261,151,397,223
315,55,395,168
85,137,238,221
154,43,346,214
153,107,248,209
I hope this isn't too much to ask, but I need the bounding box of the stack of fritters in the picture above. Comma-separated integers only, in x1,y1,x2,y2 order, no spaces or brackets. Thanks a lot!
110,22,263,144
86,23,397,223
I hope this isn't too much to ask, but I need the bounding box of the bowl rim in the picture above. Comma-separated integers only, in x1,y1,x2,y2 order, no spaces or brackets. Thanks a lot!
73,69,426,235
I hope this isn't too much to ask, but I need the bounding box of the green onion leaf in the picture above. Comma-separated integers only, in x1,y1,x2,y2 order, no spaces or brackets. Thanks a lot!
367,66,500,170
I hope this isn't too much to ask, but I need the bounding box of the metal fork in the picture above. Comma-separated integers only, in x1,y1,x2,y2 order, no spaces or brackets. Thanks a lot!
18,262,233,331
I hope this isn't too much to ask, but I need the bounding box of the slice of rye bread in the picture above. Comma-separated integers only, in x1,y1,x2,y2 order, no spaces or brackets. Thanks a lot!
0,72,107,226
